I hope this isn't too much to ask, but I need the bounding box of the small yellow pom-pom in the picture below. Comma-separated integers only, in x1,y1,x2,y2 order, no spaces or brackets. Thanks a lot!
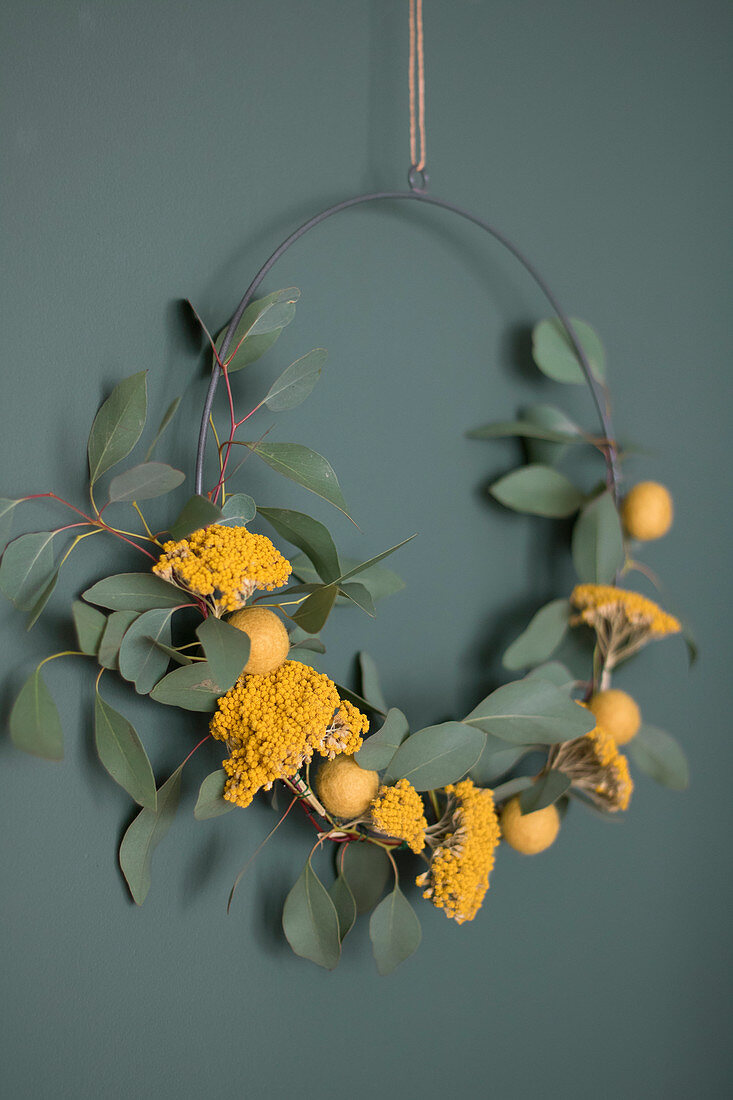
588,689,641,746
500,796,560,855
621,481,673,541
315,757,380,819
227,606,290,676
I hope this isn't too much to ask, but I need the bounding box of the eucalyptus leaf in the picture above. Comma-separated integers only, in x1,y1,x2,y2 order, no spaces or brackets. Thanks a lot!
258,507,340,583
470,731,533,785
341,841,390,914
150,662,222,711
467,412,582,443
26,569,59,629
519,771,571,814
194,769,234,819
221,493,256,525
94,691,157,808
107,462,185,503
196,616,251,692
88,370,148,485
150,639,194,665
144,395,181,461
98,611,139,670
287,626,326,654
0,498,24,551
355,708,409,771
339,582,375,617
9,668,64,760
370,885,422,976
282,859,341,970
118,608,177,693
335,683,386,718
572,490,625,583
72,600,107,655
291,584,338,634
524,404,585,466
244,442,352,521
359,652,388,714
524,661,576,692
217,288,300,373
167,495,223,540
0,530,60,610
490,465,584,517
464,679,594,744
503,599,570,671
532,318,606,385
292,554,405,604
384,722,485,791
83,572,183,612
629,724,689,790
329,873,357,942
264,348,326,411
336,535,416,584
119,766,182,905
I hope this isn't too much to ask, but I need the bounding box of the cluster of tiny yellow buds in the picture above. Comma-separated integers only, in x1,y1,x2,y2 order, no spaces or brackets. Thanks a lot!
417,779,500,924
571,584,681,637
370,779,428,853
153,524,291,614
210,661,368,808
552,719,633,813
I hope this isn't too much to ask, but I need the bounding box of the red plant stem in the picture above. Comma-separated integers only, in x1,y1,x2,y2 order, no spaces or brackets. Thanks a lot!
22,491,156,560
180,734,212,770
212,364,237,504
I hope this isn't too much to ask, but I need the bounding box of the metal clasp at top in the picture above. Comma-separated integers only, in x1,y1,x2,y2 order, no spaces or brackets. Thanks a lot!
408,165,429,193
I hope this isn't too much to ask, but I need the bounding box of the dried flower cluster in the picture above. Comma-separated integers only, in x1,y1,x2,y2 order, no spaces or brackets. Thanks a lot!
154,525,291,614
210,660,368,808
370,779,428,853
417,780,501,924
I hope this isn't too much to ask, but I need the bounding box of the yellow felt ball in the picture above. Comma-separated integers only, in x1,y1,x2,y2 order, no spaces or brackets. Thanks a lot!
621,481,673,541
227,606,290,676
315,757,380,820
588,689,641,746
500,796,560,855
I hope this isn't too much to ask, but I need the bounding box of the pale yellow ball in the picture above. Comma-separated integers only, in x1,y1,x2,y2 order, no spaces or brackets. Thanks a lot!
588,688,641,746
500,796,560,855
227,606,290,676
621,481,673,541
315,757,380,819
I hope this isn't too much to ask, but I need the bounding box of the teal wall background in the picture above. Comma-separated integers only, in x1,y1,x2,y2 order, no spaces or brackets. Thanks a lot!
2,2,731,1097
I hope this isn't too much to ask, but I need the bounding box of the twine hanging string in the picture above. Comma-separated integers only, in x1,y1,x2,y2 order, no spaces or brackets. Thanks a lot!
408,0,427,187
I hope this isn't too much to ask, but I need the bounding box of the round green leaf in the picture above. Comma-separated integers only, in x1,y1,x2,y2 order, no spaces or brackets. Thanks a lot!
195,616,250,692
572,490,625,583
82,572,183,612
503,598,570,671
221,493,256,525
464,679,595,744
94,691,157,808
0,530,59,610
490,465,584,517
629,724,689,790
282,859,341,970
167,495,223,540
107,462,185,503
88,370,148,485
150,662,222,711
383,721,485,791
369,885,422,976
355,708,409,772
341,841,390,914
532,318,606,385
194,770,234,819
10,668,63,760
119,767,182,905
118,607,177,693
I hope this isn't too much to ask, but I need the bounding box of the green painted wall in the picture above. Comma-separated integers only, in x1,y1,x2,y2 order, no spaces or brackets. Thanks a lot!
2,2,731,1096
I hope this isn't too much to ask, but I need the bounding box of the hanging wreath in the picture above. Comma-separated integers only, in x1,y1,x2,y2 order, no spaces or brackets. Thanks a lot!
1,239,691,973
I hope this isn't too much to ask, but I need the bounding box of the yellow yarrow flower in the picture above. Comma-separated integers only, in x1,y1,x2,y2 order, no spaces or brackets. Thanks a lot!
210,660,368,808
153,524,291,615
551,720,633,812
570,583,680,679
416,779,500,925
370,779,428,853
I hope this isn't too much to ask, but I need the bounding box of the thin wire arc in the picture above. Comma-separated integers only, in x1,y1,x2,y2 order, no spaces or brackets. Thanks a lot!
194,190,620,499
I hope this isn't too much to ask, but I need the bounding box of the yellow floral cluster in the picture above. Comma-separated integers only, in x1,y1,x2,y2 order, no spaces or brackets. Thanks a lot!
571,584,681,636
370,779,428,853
417,779,500,924
210,660,369,808
552,721,633,812
153,524,291,614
